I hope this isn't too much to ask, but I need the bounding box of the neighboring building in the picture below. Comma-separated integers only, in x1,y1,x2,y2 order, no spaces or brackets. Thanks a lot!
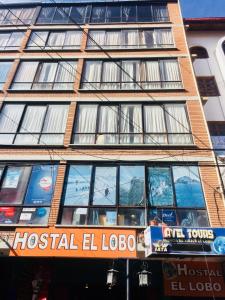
0,1,224,299
185,18,225,190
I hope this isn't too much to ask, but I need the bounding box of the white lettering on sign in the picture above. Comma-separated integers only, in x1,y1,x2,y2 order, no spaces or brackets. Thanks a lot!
177,263,223,277
189,282,222,292
12,232,136,252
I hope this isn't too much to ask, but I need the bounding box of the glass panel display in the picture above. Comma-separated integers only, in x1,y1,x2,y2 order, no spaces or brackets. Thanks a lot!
0,207,20,224
177,209,209,227
173,166,205,208
64,165,92,206
61,207,87,225
148,209,177,226
89,208,117,226
93,167,116,205
0,166,31,205
24,165,58,206
119,166,144,206
148,167,174,206
18,207,50,225
118,208,145,226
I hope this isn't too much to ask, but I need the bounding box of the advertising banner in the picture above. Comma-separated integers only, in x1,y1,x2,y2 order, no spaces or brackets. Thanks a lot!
6,228,137,258
144,226,225,256
163,261,225,298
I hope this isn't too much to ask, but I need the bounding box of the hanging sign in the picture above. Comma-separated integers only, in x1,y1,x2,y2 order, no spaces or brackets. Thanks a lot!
7,228,137,258
163,261,225,298
144,226,225,256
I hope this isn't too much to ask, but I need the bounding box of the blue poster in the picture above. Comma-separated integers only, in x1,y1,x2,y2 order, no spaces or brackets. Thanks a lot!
148,167,174,206
24,165,58,206
145,226,225,257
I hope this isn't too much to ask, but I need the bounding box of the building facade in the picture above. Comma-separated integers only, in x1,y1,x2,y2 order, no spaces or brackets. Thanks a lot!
0,1,224,299
185,17,225,199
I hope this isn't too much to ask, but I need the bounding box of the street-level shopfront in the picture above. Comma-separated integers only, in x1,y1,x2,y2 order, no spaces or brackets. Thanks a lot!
0,227,225,300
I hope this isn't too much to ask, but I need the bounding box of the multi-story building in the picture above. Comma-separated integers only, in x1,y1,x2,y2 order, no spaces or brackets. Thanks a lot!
0,1,224,299
185,17,225,195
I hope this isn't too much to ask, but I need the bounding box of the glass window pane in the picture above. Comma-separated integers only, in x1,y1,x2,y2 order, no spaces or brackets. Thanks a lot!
0,62,12,89
119,166,144,206
37,7,55,23
0,166,31,205
19,106,46,133
89,208,117,226
118,208,145,226
20,8,36,24
43,105,68,133
177,209,209,227
24,165,58,206
173,166,205,208
148,167,174,206
152,5,168,22
91,6,106,23
0,10,8,23
137,3,151,22
52,7,70,24
0,33,10,49
6,32,24,49
61,207,87,225
74,105,98,144
47,32,65,48
0,207,21,224
69,6,86,24
106,5,121,22
148,209,177,226
54,61,76,90
0,104,24,133
122,5,136,22
93,167,116,205
27,31,48,49
19,207,50,225
3,9,21,25
12,61,39,90
64,31,82,49
64,165,92,206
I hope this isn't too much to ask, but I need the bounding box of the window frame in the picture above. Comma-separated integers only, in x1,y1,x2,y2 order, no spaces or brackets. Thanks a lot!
59,163,208,227
72,102,193,146
0,102,69,146
86,28,174,50
80,58,183,90
0,7,37,26
36,2,169,25
0,31,25,51
10,59,77,91
26,29,82,51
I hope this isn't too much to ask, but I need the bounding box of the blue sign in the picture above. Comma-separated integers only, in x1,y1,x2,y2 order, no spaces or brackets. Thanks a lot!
144,226,225,257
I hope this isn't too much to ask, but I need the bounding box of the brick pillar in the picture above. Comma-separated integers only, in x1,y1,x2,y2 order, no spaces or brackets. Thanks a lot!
64,101,77,146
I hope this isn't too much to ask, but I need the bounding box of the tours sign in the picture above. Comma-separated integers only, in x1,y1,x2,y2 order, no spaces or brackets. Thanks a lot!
5,228,137,258
144,226,225,256
163,261,225,298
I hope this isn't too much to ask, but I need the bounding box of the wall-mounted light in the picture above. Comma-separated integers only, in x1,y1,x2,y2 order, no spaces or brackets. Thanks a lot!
138,262,152,287
106,263,119,289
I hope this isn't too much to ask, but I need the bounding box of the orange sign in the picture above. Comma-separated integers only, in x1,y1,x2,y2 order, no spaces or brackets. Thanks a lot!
8,228,137,258
163,261,225,298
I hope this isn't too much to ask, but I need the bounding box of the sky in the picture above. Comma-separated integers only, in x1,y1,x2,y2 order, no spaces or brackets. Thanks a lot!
2,0,225,19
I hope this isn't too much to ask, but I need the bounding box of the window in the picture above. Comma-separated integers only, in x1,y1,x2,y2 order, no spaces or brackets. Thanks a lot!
197,76,220,97
81,59,182,90
73,103,192,145
190,46,208,59
0,32,24,51
223,41,225,54
60,164,209,227
0,164,58,225
0,103,69,145
27,30,82,50
37,3,168,24
37,5,89,24
208,122,225,150
0,8,36,25
11,60,77,90
0,61,12,89
87,28,173,49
